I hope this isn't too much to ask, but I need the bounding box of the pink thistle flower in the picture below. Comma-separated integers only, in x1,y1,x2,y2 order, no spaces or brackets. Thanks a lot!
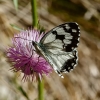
7,29,52,81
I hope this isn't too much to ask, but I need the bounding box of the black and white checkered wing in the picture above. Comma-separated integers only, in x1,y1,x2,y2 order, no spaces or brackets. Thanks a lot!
40,22,80,76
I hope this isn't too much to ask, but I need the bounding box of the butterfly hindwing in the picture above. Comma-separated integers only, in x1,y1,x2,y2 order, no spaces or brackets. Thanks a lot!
40,22,80,75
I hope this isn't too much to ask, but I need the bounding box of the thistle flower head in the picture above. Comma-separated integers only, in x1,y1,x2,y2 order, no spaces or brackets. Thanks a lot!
7,29,52,81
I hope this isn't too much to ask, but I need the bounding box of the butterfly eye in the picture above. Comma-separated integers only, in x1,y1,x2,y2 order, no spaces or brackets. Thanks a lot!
32,41,35,46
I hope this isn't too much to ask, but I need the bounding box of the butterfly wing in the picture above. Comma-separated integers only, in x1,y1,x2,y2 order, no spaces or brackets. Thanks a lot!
40,22,80,75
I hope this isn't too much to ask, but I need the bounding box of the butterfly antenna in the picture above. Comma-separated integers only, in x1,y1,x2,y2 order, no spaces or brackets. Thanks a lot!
15,37,32,42
15,36,36,58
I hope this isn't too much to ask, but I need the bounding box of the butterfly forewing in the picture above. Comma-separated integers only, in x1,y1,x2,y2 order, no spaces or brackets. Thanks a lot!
40,22,80,75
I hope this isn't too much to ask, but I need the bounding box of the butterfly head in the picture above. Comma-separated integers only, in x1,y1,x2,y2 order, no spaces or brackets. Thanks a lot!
32,41,44,56
32,41,37,46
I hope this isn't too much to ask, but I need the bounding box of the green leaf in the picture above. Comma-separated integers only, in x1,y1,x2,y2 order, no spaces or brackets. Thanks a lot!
10,24,22,31
13,0,18,11
18,86,30,100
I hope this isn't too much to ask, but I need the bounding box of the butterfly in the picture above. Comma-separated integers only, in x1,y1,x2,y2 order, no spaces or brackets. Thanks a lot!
32,22,80,78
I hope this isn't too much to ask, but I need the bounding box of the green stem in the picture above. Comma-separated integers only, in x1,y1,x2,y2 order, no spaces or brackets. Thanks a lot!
31,0,44,100
38,78,44,100
31,0,38,28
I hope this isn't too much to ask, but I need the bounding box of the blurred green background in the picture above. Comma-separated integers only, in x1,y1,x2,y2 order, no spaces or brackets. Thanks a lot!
0,0,100,100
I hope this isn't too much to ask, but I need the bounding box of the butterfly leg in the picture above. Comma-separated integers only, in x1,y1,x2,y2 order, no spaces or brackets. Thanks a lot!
28,41,37,58
32,55,40,68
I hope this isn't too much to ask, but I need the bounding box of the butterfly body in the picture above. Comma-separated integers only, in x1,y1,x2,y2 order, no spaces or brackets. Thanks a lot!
32,22,80,77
